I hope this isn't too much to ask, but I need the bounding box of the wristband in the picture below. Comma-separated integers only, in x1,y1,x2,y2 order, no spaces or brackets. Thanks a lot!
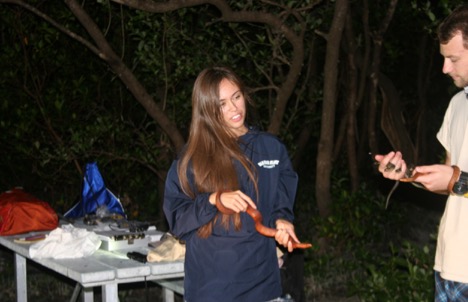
452,170,468,197
448,165,461,194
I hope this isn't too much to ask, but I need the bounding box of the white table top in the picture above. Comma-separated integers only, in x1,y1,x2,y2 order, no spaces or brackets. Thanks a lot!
0,230,184,288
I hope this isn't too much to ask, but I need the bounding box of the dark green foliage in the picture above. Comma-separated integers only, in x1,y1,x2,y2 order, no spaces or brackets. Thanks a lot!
353,241,433,301
0,1,459,299
0,2,171,222
304,178,435,301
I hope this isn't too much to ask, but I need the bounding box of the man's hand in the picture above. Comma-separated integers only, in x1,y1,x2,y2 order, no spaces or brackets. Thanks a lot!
413,165,455,193
374,151,408,180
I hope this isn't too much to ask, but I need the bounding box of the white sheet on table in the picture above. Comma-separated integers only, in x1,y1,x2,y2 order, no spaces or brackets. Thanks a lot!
29,224,101,259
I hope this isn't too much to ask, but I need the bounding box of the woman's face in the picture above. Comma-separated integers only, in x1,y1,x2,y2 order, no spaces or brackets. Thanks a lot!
219,78,248,137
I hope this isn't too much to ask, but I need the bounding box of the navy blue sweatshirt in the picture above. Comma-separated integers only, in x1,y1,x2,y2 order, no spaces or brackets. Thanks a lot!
163,129,298,302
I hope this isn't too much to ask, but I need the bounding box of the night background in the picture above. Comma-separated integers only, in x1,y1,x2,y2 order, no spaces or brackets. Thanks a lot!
0,0,465,301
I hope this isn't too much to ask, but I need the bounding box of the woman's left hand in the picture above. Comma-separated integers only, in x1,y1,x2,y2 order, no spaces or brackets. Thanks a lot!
275,219,300,253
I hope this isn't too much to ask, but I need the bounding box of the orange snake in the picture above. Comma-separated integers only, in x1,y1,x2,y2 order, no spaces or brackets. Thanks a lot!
215,192,312,250
399,172,424,183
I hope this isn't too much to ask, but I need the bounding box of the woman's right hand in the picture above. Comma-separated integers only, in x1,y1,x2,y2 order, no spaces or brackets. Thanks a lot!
374,151,408,180
211,190,257,213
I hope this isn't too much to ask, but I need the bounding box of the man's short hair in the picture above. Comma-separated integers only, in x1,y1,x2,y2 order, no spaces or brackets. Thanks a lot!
438,4,468,48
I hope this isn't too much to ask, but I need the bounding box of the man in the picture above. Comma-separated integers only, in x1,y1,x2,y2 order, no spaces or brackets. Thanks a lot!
375,4,468,301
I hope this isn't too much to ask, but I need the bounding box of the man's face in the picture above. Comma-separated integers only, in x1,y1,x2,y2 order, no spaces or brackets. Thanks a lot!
440,32,468,88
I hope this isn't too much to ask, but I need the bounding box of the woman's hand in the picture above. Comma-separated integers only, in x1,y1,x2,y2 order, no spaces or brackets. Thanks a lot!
374,151,408,180
212,190,257,213
275,219,300,253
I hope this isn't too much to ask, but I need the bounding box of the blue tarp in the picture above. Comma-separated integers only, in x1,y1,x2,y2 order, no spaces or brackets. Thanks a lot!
64,162,126,218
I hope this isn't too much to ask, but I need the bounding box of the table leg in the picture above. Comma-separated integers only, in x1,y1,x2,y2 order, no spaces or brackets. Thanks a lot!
70,283,81,302
14,253,27,302
81,287,94,302
162,288,175,302
101,283,118,302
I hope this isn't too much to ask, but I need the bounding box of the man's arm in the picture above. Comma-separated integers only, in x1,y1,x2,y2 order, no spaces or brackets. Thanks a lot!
445,151,451,165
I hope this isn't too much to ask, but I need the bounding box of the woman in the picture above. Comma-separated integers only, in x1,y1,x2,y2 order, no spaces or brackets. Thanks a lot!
163,66,300,302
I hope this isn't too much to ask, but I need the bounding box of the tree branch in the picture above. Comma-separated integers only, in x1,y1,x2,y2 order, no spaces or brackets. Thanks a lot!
64,0,185,151
110,0,306,135
0,0,101,55
0,0,186,152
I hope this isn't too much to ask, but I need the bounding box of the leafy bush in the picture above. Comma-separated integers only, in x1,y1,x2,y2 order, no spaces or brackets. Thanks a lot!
352,241,433,302
304,180,435,301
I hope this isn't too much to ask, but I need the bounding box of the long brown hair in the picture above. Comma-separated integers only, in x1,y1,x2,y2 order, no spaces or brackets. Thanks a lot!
177,66,258,238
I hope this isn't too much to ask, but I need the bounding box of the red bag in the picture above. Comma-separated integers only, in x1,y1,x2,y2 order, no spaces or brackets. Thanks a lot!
0,187,59,235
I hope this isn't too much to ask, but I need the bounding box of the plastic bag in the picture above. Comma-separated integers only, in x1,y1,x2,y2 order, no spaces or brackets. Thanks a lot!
64,162,126,218
147,233,185,262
